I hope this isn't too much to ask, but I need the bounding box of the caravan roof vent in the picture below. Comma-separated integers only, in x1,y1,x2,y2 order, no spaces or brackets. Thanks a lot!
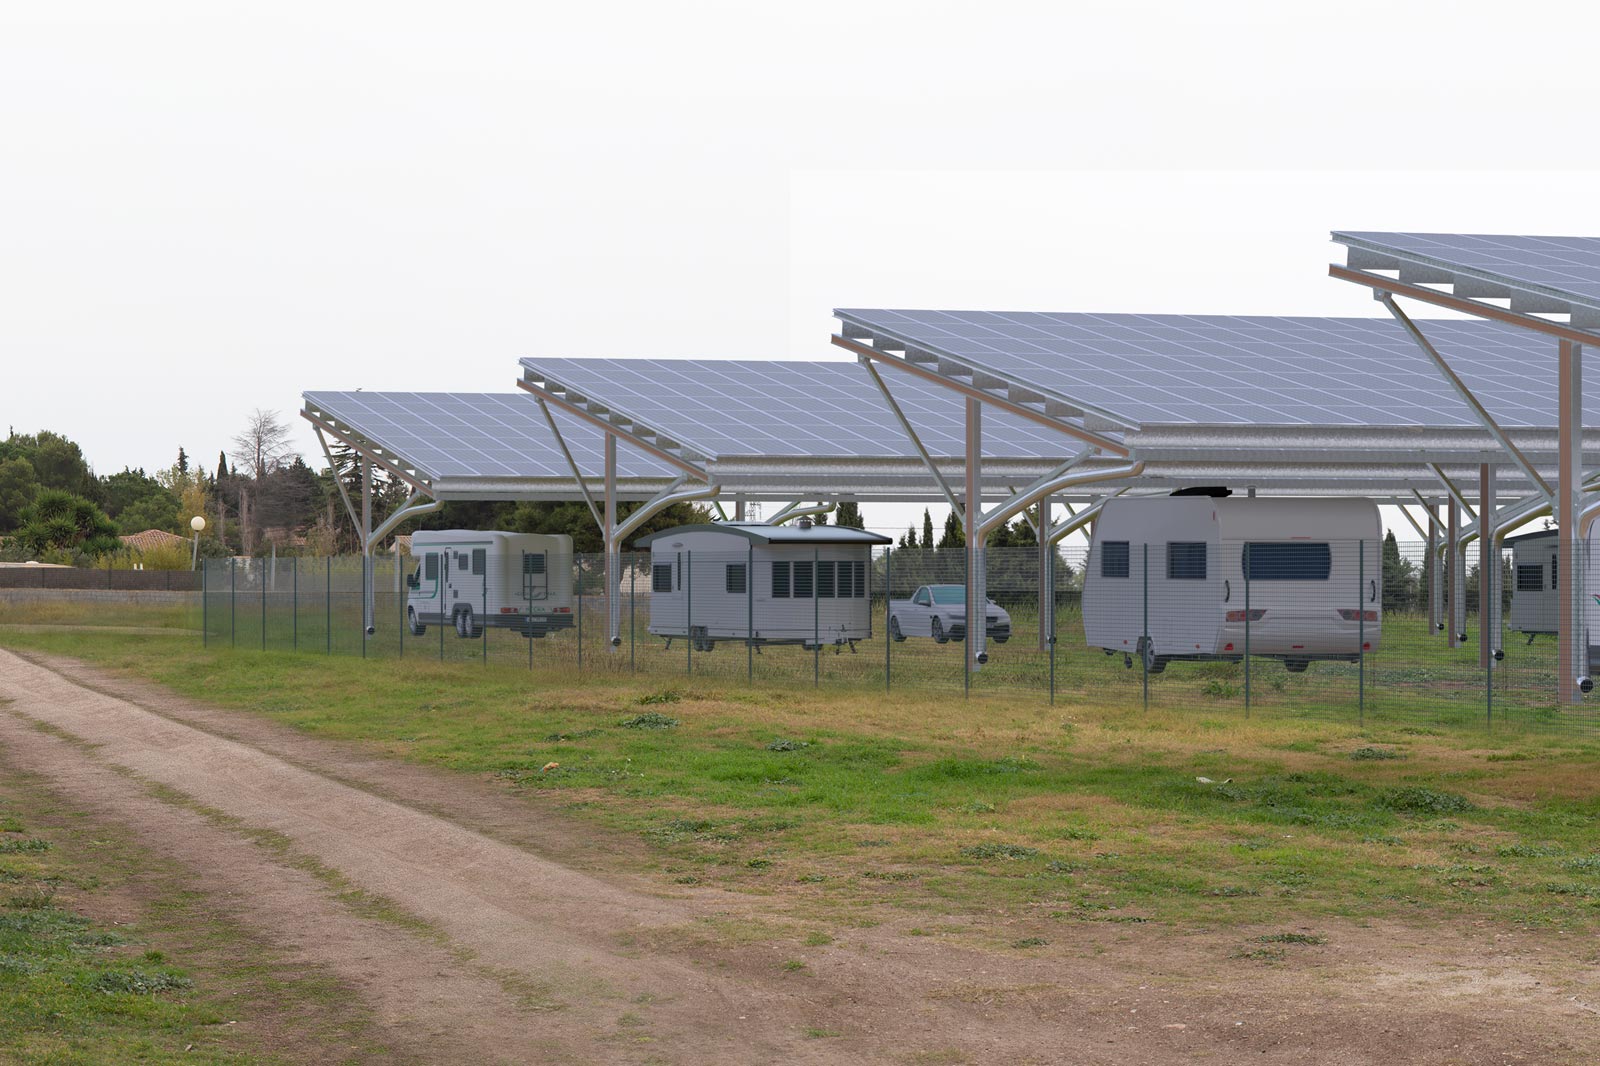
796,516,814,530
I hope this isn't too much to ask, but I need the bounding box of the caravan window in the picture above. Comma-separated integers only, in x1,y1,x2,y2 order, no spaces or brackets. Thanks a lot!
793,560,814,599
457,553,469,572
522,553,546,575
1243,542,1331,581
852,559,866,597
471,549,486,576
725,563,747,595
816,560,836,598
424,553,439,580
652,564,673,593
1167,542,1207,580
1100,541,1130,579
772,560,791,598
1516,564,1544,592
1552,555,1559,590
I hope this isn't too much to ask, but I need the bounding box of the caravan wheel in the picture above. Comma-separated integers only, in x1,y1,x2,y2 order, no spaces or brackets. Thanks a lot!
407,607,426,637
1285,659,1310,673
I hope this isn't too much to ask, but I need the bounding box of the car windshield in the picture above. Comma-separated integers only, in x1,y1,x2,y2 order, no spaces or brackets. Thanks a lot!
929,586,965,605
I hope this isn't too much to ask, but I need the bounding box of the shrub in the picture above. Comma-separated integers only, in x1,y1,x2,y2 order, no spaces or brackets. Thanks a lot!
619,712,679,729
1374,787,1475,814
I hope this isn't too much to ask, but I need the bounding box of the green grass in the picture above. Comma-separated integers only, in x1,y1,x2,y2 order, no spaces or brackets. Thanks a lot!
6,626,1600,938
0,742,397,1064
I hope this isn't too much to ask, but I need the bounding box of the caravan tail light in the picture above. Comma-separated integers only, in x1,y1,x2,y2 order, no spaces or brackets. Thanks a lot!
554,607,572,613
1224,609,1266,622
1337,610,1378,622
500,607,516,614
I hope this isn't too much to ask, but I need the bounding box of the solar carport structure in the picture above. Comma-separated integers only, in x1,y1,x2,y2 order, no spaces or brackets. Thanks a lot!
831,307,1600,676
516,358,1143,648
1331,232,1600,703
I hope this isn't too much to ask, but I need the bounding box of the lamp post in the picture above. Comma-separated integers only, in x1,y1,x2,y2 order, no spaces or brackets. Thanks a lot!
190,515,206,570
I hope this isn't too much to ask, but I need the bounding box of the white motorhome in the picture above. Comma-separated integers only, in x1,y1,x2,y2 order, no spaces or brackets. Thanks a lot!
406,530,574,638
1506,529,1558,637
1083,496,1382,673
635,520,892,651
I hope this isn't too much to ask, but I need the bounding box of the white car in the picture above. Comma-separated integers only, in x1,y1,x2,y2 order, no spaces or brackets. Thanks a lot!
889,584,1012,644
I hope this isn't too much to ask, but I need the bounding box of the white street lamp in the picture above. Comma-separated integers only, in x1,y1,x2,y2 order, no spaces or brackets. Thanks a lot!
190,515,206,570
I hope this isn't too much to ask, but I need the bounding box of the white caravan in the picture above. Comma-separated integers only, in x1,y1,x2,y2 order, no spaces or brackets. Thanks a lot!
1083,496,1382,673
406,530,574,638
1506,529,1557,637
635,520,892,651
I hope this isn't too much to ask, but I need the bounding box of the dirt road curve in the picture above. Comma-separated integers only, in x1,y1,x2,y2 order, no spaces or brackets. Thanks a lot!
0,648,1593,1065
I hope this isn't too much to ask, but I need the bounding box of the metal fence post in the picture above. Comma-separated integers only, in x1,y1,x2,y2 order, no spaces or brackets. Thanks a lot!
1047,541,1055,705
629,551,636,674
397,554,403,659
293,556,298,651
577,558,584,673
686,551,692,677
962,546,969,699
261,561,267,651
1358,540,1365,727
325,557,331,656
814,548,820,689
482,563,488,665
230,557,237,648
361,556,368,660
202,561,208,648
747,542,754,684
1141,544,1149,712
1244,543,1251,718
438,554,444,661
885,547,892,694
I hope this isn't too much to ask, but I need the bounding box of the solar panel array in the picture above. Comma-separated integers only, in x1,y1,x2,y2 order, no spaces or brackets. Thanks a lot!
520,358,1079,459
303,392,674,481
1334,231,1600,310
834,309,1588,428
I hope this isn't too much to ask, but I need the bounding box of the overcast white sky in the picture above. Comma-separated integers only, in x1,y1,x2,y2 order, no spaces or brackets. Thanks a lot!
5,2,1600,535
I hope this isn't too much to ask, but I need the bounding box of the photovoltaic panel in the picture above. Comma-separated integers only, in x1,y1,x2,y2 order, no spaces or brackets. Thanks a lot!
303,392,673,480
834,310,1585,428
520,358,1078,460
1334,232,1600,311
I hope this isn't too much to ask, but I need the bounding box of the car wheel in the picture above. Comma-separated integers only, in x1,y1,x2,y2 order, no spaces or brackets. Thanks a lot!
931,617,948,644
889,617,905,643
992,636,1008,644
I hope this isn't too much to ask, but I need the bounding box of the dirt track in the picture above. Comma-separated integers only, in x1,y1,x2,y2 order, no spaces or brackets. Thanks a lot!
0,646,1595,1065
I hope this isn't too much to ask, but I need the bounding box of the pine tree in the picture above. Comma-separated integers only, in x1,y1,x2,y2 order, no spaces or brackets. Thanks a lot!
938,511,964,551
835,501,865,529
177,447,188,476
216,451,228,481
922,509,934,552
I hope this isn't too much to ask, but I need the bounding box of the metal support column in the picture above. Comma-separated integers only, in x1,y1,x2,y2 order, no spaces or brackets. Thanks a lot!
964,397,985,674
1037,497,1051,652
1447,500,1461,647
360,457,374,636
1433,499,1446,630
604,433,620,652
1479,465,1495,669
1559,340,1585,703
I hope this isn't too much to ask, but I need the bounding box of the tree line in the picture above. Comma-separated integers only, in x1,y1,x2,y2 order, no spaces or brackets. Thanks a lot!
0,411,721,569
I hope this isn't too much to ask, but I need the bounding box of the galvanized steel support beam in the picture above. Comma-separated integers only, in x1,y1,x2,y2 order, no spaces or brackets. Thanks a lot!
1447,500,1461,647
605,434,620,652
858,355,964,517
1380,294,1553,502
1038,498,1051,652
966,398,985,674
1479,465,1495,669
1559,340,1585,703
